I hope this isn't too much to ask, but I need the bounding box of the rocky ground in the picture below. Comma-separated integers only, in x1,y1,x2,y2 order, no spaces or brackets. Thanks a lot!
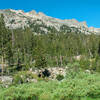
0,67,67,86
32,67,68,80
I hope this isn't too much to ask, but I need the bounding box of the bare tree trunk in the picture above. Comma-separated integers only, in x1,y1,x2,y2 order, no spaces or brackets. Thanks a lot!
55,56,58,67
89,49,93,58
2,56,4,76
11,27,15,47
60,55,63,67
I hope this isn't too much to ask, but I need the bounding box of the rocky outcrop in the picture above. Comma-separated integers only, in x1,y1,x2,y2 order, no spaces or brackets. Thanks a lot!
32,67,67,80
0,76,13,87
0,9,100,34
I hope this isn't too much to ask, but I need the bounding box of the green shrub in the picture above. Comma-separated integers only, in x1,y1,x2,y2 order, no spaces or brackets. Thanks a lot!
13,71,38,84
34,54,47,69
56,74,64,81
1,72,100,100
79,59,90,70
0,80,2,84
39,93,52,100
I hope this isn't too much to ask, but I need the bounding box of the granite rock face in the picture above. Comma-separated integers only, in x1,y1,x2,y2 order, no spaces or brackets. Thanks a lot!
0,9,100,34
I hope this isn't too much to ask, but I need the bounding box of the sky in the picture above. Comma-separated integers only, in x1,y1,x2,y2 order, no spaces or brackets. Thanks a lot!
0,0,100,28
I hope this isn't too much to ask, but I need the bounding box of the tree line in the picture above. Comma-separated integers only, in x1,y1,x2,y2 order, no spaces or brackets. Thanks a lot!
0,14,100,75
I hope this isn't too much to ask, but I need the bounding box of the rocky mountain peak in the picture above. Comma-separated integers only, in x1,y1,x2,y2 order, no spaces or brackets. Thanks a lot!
28,10,37,15
38,12,46,16
9,9,24,14
0,9,100,34
80,21,87,27
66,19,78,23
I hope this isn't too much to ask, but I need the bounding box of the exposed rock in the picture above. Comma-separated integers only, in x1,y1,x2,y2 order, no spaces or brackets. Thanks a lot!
30,79,37,83
35,67,67,80
0,76,13,83
38,12,46,16
0,9,100,34
0,76,13,87
73,55,82,60
85,70,91,74
29,10,37,15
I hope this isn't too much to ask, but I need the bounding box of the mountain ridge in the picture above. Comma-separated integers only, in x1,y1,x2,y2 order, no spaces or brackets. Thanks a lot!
0,9,100,34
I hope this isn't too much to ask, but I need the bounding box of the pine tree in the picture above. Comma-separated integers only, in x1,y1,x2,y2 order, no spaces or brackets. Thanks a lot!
0,14,12,75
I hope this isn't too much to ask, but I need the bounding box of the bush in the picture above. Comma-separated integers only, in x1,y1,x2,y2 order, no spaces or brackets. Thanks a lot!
35,56,47,69
0,80,2,84
13,71,38,84
39,93,52,100
56,74,64,81
1,71,100,100
79,58,90,70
